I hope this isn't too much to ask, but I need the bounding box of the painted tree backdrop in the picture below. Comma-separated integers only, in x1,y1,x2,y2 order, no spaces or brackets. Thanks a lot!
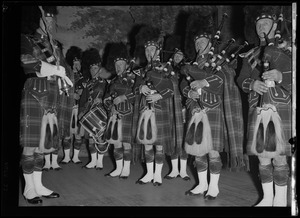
54,5,246,59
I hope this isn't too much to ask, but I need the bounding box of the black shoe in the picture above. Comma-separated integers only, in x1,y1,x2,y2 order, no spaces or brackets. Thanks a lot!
42,192,60,198
60,160,70,164
42,167,50,172
153,182,162,186
181,176,191,181
25,196,43,204
104,173,119,178
164,175,179,180
96,167,103,170
135,179,153,185
119,175,128,179
52,167,62,171
204,194,217,200
185,190,202,196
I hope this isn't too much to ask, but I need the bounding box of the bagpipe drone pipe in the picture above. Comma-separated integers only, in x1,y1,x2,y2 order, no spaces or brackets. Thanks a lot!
202,13,228,72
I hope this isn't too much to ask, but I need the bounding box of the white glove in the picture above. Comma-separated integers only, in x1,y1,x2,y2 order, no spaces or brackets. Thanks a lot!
140,85,151,95
38,61,73,87
265,79,275,88
38,61,65,77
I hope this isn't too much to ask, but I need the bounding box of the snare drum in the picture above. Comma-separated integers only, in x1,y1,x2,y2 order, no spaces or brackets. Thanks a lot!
79,105,107,144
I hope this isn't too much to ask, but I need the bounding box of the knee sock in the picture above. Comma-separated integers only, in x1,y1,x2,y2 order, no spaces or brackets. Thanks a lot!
206,156,222,197
51,150,60,168
145,148,154,163
110,147,123,176
21,154,35,174
256,163,274,206
123,148,132,161
86,144,97,168
21,154,37,199
273,164,289,186
33,152,53,196
72,138,82,162
259,163,273,184
209,156,222,174
121,148,132,177
155,149,164,164
43,153,51,169
141,148,154,182
33,152,44,172
191,155,208,194
195,155,208,173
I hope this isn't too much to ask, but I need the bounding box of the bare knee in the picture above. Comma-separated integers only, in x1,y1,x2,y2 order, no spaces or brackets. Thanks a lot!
144,144,153,151
155,145,163,151
123,142,131,150
273,155,287,166
258,157,272,166
208,150,220,158
22,147,37,155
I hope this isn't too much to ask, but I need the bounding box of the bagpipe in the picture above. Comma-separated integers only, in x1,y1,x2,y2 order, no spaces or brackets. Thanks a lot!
180,12,248,88
117,58,142,87
210,40,249,74
38,6,71,97
252,9,291,158
203,13,228,71
204,12,249,74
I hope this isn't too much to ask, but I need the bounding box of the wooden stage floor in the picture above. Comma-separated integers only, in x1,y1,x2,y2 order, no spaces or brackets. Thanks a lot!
18,153,292,213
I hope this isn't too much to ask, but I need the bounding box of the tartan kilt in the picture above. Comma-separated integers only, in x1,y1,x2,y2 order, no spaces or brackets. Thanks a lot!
186,105,224,152
120,111,134,143
20,79,62,148
20,90,44,148
247,103,292,157
136,99,174,155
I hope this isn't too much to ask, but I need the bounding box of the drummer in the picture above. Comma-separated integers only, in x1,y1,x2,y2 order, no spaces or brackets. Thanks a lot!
79,48,112,169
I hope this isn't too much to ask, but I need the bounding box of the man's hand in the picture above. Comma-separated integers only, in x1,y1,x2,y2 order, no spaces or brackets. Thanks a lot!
113,95,127,105
252,80,269,95
188,90,200,100
190,80,209,90
146,93,162,103
262,69,282,82
93,98,102,105
140,85,152,95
